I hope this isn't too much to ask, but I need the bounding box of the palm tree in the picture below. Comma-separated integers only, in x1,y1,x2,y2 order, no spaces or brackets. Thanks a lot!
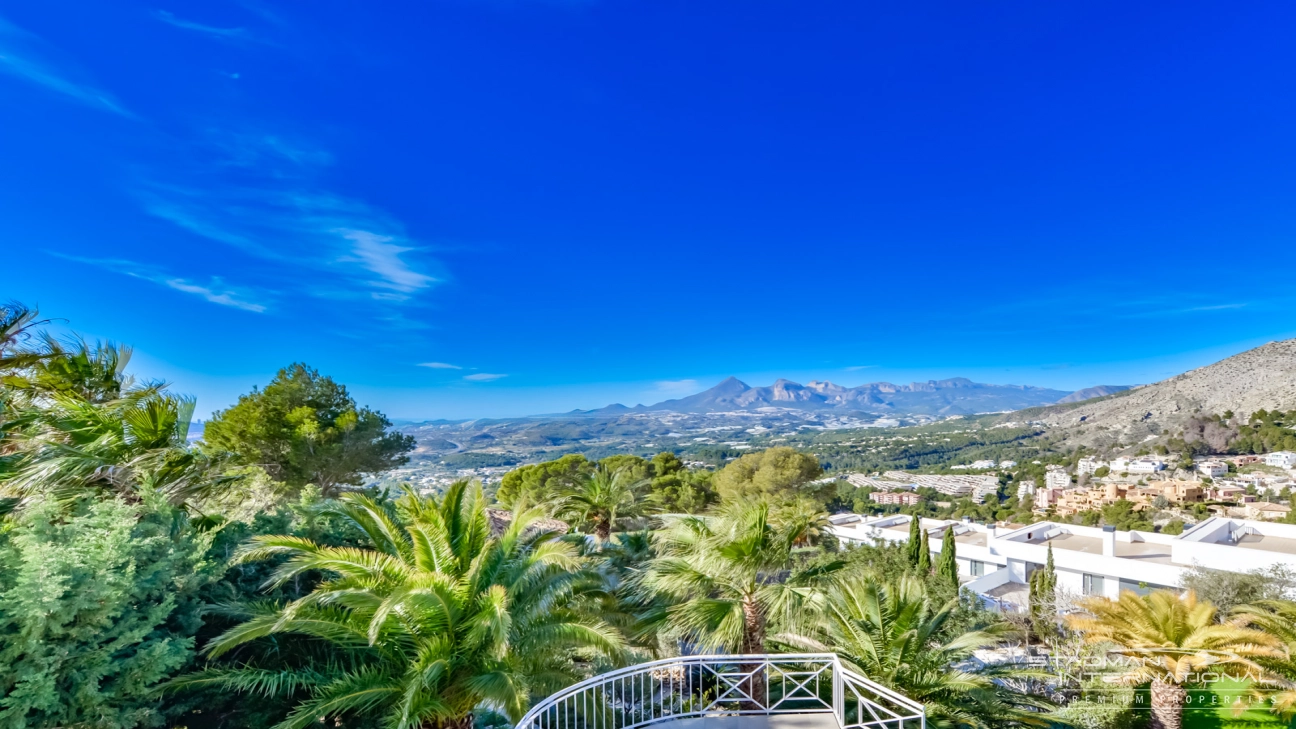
174,481,625,729
561,465,648,541
643,499,839,653
1066,590,1281,729
1,388,215,506
777,577,1053,729
1233,599,1296,717
0,300,48,373
641,500,841,703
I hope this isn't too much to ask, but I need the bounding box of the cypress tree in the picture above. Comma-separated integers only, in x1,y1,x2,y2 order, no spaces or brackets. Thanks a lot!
917,528,931,573
907,515,922,567
937,526,959,589
1029,544,1058,642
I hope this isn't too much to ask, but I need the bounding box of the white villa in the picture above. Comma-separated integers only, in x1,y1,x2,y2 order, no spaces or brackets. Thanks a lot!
1265,451,1296,469
828,513,1296,612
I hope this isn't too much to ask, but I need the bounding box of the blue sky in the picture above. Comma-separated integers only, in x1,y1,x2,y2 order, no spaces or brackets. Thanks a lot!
4,1,1295,420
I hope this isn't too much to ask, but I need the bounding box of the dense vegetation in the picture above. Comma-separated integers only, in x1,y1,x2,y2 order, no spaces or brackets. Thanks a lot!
6,300,1296,729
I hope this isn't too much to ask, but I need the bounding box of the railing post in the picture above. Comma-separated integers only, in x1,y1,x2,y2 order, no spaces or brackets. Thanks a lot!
832,656,844,728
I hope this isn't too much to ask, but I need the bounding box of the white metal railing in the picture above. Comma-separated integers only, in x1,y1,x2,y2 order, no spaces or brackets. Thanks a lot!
516,653,924,729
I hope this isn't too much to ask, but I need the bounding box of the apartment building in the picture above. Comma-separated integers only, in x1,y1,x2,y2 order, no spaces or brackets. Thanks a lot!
1198,460,1229,478
884,471,998,503
828,514,1010,580
869,490,922,506
846,473,917,491
1044,466,1070,490
1077,457,1107,475
1110,457,1167,474
1265,451,1296,469
828,514,1296,613
1033,487,1064,510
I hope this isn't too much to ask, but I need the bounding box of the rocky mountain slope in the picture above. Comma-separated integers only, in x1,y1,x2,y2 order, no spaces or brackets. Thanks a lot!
1055,385,1133,404
1017,339,1296,446
585,376,1081,416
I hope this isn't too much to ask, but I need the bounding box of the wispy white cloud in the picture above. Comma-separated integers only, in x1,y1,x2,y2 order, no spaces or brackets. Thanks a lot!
464,373,508,382
419,362,462,369
163,279,266,312
844,365,878,371
650,379,699,396
0,16,131,116
1185,303,1246,312
136,132,442,304
340,230,438,296
154,10,254,41
53,254,268,313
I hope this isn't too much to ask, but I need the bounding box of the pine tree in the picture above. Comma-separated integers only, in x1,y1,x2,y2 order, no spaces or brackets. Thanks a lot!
937,526,959,590
906,515,922,567
917,528,931,573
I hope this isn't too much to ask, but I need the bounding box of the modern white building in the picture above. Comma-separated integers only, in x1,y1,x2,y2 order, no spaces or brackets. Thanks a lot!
829,514,1010,580
1077,457,1107,475
970,460,997,470
1000,460,1018,469
1044,466,1070,490
1016,479,1036,499
828,514,1296,612
1265,451,1296,469
1127,457,1167,474
1198,460,1229,478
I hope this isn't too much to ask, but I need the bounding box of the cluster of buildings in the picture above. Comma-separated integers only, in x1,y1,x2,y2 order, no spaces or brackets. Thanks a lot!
1036,480,1206,515
847,471,998,504
1077,455,1168,475
1034,452,1296,521
827,512,1296,611
952,459,1018,470
869,490,923,506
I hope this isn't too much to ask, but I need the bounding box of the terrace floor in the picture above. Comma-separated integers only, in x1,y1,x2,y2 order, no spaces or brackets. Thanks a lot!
1029,532,1175,565
669,715,840,729
1234,533,1296,555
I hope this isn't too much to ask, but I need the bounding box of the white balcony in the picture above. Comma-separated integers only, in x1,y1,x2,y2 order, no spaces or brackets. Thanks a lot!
516,654,924,729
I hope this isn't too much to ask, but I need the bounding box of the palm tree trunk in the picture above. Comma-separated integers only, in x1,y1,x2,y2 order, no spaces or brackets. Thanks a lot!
739,597,767,710
595,519,611,542
1150,679,1185,729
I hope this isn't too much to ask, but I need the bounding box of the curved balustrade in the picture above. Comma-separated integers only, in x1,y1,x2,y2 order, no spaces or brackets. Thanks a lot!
516,654,923,729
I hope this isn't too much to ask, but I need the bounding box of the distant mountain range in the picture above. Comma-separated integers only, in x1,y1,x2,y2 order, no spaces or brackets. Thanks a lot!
578,377,1133,417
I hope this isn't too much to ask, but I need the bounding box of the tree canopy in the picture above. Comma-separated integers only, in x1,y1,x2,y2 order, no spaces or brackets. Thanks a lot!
712,447,830,505
202,363,414,496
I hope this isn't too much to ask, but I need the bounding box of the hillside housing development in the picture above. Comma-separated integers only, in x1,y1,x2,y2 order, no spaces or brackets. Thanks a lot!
827,513,1296,612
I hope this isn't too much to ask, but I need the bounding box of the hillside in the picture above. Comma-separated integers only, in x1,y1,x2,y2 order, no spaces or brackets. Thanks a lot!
586,376,1076,416
1017,339,1296,446
1055,385,1133,403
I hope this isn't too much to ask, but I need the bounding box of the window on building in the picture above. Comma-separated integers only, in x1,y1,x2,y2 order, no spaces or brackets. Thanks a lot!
970,560,987,577
1083,573,1106,596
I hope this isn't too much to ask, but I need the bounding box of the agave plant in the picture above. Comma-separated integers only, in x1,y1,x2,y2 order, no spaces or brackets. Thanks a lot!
174,481,626,729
